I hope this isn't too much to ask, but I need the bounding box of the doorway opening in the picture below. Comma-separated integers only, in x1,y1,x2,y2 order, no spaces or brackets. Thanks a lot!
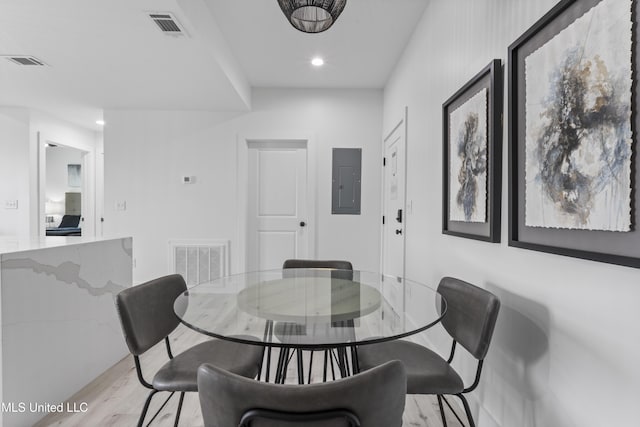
381,108,408,280
43,143,88,236
238,137,317,273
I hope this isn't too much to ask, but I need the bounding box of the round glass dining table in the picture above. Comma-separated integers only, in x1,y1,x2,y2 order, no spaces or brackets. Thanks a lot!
174,268,446,349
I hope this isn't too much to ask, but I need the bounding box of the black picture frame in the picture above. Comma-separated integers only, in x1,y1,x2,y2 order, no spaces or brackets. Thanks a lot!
508,0,640,268
442,59,503,242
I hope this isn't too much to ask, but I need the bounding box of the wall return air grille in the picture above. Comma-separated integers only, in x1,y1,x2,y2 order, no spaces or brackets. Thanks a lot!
169,240,229,287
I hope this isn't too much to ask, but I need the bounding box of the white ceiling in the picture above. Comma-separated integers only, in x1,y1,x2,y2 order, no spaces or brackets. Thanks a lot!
0,0,428,130
204,0,428,88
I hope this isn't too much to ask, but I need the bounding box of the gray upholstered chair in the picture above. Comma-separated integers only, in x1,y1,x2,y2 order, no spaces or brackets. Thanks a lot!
275,259,355,383
115,274,263,427
357,277,500,427
197,359,406,427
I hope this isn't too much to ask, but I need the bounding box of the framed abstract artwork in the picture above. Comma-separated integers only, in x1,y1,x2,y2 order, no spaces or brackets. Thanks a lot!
443,59,503,242
508,0,640,267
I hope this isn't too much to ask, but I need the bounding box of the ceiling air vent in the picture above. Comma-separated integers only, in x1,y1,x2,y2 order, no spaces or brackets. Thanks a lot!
4,56,46,66
148,13,187,37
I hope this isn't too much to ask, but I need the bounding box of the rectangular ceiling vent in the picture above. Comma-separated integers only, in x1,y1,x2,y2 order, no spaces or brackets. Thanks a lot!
4,56,46,66
148,13,187,37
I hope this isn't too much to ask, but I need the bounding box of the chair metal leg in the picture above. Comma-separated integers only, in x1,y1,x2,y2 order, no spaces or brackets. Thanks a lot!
436,395,448,427
342,348,351,376
257,348,264,381
330,350,336,380
265,346,272,382
350,345,360,374
261,321,273,382
174,392,185,427
335,348,349,378
307,351,314,384
456,394,475,427
441,395,468,427
335,348,344,377
275,348,287,383
137,390,158,427
296,349,304,384
285,348,295,384
279,348,292,384
323,350,329,382
343,348,351,376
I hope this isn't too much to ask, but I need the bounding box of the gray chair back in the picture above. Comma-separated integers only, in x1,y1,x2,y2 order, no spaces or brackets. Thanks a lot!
115,274,186,356
283,259,353,270
197,360,406,427
438,276,500,360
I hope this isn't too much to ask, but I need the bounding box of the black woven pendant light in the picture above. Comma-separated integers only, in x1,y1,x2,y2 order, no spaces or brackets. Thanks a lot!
277,0,347,33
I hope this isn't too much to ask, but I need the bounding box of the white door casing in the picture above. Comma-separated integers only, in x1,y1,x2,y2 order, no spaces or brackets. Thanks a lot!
247,141,310,271
381,109,408,280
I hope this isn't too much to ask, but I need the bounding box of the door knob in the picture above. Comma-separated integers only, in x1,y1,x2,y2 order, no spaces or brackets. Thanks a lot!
300,221,306,227
395,229,402,235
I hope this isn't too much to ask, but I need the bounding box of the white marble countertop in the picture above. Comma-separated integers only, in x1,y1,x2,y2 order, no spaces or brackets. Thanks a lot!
0,235,132,255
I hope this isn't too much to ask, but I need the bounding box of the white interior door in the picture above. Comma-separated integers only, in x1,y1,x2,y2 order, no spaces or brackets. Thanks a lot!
381,114,407,279
248,142,309,271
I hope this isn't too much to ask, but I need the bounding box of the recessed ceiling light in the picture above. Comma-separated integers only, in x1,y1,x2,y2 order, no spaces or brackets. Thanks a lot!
96,120,105,126
311,57,324,67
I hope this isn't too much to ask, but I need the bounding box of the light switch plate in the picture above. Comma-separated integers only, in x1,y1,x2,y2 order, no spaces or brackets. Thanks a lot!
4,200,18,209
115,200,127,211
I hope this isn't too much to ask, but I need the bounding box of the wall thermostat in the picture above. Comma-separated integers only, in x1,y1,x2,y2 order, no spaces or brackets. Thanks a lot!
182,176,195,184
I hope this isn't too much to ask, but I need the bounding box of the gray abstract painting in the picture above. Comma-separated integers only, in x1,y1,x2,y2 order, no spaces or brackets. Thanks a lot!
525,0,632,231
450,88,488,222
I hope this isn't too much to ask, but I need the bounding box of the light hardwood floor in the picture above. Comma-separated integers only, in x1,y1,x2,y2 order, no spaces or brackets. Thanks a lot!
35,325,466,427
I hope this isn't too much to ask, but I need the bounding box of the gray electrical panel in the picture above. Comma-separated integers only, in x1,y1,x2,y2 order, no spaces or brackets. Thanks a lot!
332,148,362,215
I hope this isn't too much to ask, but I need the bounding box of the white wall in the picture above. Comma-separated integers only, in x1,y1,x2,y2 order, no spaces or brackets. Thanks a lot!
0,108,30,237
104,88,383,283
383,1,640,427
0,108,99,237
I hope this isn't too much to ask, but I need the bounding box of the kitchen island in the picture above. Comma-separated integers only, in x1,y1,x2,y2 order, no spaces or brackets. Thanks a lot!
0,236,132,427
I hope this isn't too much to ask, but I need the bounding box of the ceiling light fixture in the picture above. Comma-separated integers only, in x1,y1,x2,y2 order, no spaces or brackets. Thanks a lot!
277,0,347,33
311,57,324,67
96,120,105,126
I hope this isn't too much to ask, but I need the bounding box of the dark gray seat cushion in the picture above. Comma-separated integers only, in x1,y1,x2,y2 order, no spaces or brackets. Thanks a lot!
358,340,464,395
153,337,262,392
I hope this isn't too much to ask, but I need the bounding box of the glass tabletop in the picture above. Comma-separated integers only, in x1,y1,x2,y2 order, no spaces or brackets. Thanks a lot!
174,268,446,349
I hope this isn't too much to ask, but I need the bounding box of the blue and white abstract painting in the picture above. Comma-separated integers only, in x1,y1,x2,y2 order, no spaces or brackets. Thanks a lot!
525,0,632,231
450,88,488,222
